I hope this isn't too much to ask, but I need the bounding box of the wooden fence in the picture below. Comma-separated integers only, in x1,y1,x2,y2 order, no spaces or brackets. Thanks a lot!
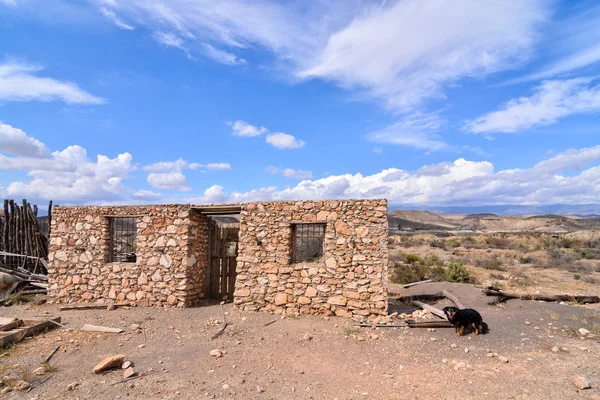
0,199,52,274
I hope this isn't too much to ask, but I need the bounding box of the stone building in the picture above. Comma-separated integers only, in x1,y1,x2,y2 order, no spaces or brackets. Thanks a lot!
47,199,388,318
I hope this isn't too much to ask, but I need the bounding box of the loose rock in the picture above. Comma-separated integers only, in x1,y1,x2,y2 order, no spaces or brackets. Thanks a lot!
122,361,133,369
573,376,592,390
93,354,126,374
15,381,30,391
123,367,136,379
210,349,222,358
498,356,509,363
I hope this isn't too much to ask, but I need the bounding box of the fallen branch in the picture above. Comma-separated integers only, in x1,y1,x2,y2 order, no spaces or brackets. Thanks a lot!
45,319,72,330
393,292,445,303
43,346,60,364
483,286,600,304
110,370,158,386
442,290,465,309
263,319,277,327
402,279,432,288
354,323,408,328
58,303,129,311
26,374,53,393
211,322,229,339
406,319,453,328
412,300,447,320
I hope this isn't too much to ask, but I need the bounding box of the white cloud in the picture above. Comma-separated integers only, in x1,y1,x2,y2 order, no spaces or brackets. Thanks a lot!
188,145,600,207
98,0,548,111
266,166,312,180
229,120,306,149
465,78,600,134
206,162,232,171
507,5,600,84
146,172,189,191
0,60,106,104
4,146,136,202
99,7,134,30
297,0,547,111
228,120,267,137
153,31,191,58
373,146,383,154
202,44,246,66
0,121,51,157
367,113,448,151
265,132,305,149
132,189,161,200
1,0,18,7
142,158,200,172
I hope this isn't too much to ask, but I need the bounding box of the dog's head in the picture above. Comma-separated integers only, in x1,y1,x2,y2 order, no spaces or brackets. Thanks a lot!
443,306,459,321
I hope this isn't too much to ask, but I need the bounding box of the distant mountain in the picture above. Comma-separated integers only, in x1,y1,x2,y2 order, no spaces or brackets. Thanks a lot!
390,204,600,217
388,208,600,234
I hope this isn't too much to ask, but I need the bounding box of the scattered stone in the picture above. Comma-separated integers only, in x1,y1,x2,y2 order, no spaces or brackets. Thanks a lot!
303,333,312,341
498,356,509,363
579,328,591,335
450,343,457,348
67,382,79,391
442,359,448,364
551,346,559,353
15,381,30,391
123,367,136,379
137,344,146,349
222,384,230,390
210,349,223,358
524,321,530,325
122,361,132,369
33,367,45,375
573,376,592,390
256,386,265,393
486,353,494,358
130,324,140,330
430,337,437,342
454,362,466,370
93,354,126,374
464,347,469,354
2,387,12,394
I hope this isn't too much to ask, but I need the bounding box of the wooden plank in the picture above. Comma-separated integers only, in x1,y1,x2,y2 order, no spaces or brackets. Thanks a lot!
442,290,466,309
59,303,129,311
0,317,22,331
402,279,432,288
412,300,447,319
80,324,123,333
483,286,600,304
0,317,61,347
228,256,237,300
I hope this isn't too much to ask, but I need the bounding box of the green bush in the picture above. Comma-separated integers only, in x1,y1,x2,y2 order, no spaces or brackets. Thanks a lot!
390,255,474,284
476,256,506,271
519,256,533,264
444,262,474,283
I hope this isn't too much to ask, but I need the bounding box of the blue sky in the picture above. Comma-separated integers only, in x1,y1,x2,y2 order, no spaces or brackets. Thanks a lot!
0,0,599,208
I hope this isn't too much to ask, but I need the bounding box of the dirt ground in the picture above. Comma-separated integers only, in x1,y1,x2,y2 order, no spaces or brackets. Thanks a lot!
1,283,599,400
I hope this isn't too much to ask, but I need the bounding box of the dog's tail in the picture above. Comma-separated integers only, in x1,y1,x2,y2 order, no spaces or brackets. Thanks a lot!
480,322,489,334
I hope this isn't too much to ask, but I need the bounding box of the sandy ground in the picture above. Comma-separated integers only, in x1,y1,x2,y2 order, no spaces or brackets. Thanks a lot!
0,283,599,399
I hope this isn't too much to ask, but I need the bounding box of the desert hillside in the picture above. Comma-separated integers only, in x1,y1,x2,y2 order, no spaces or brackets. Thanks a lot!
389,209,600,234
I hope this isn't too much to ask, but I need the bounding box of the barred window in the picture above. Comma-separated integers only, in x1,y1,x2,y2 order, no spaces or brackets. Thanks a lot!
292,223,325,263
109,217,137,263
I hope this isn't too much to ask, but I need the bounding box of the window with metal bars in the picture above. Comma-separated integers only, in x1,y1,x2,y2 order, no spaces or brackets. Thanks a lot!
292,223,325,263
109,217,137,263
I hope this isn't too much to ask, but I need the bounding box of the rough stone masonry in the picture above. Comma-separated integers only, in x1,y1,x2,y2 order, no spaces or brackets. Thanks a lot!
47,199,388,318
234,200,388,318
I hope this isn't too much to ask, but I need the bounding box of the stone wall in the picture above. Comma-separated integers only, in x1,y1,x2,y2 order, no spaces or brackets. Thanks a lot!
48,205,200,307
186,209,210,305
234,199,388,318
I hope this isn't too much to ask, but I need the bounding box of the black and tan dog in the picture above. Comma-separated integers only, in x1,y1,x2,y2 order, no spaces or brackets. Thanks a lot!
443,306,488,336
